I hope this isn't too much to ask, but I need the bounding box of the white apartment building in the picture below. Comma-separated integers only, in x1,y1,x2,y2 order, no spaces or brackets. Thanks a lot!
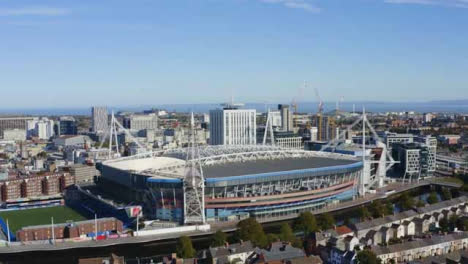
91,106,108,133
209,104,256,145
123,114,158,131
27,118,55,139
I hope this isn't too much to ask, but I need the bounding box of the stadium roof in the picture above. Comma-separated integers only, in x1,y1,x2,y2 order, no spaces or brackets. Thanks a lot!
202,156,356,178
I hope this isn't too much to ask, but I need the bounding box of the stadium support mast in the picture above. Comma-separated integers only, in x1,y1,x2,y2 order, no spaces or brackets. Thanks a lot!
100,111,147,159
183,113,206,224
262,109,275,146
319,108,396,194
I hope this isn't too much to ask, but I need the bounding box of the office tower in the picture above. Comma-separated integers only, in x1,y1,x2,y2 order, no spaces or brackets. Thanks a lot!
392,138,437,180
56,116,78,136
385,132,414,150
91,107,108,133
123,114,158,131
209,103,256,145
278,104,293,132
0,117,34,139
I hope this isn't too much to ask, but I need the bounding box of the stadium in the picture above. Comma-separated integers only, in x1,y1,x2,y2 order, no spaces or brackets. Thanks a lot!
100,145,363,223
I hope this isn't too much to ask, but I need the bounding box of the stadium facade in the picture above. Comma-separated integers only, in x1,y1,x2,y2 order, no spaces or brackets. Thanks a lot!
100,145,363,223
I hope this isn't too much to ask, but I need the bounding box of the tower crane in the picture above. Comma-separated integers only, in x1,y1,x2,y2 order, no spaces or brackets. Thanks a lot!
314,88,324,141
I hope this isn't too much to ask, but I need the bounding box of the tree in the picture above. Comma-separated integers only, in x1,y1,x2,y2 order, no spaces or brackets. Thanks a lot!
457,218,468,231
211,230,227,247
358,207,371,221
449,215,459,231
439,218,449,233
267,233,280,244
416,199,425,208
317,213,335,230
279,223,296,243
236,218,268,247
384,202,394,215
398,193,415,211
442,188,452,200
369,201,385,218
176,236,196,258
427,192,438,204
293,212,318,235
356,249,382,264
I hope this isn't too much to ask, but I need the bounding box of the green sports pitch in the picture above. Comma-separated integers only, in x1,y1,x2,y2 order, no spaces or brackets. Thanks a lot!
0,206,88,233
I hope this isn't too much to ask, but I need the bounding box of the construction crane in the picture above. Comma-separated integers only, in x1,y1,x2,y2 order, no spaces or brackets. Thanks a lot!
314,88,324,141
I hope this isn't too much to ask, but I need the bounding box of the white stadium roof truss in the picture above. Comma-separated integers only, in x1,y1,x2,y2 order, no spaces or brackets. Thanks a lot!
104,145,358,176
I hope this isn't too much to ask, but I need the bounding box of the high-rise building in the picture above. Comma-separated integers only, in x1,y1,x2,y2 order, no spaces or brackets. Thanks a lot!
392,137,437,180
315,116,338,141
123,114,158,131
209,103,256,145
385,132,414,150
91,107,108,133
0,117,34,138
27,118,55,139
278,104,293,132
55,116,78,136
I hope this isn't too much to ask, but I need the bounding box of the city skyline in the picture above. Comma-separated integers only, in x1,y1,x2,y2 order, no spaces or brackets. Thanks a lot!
1,0,467,107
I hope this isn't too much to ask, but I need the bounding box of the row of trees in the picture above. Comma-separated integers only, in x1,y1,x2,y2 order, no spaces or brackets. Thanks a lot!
176,214,383,263
439,214,468,233
358,189,455,223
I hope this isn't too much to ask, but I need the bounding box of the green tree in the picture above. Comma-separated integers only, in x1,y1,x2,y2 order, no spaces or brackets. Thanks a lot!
211,230,227,247
449,215,459,231
439,218,449,233
416,199,425,208
442,188,452,200
427,192,438,204
369,201,385,218
293,211,318,235
176,236,196,258
317,213,335,230
384,202,394,215
398,193,415,211
266,233,280,244
236,218,268,247
279,223,296,243
356,249,382,264
358,207,371,221
457,218,468,231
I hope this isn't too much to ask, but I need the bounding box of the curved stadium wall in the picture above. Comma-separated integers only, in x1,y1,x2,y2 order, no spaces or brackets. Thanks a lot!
144,160,363,222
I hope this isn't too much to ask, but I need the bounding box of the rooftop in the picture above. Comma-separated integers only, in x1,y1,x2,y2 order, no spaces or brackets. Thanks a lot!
203,157,356,178
372,232,468,256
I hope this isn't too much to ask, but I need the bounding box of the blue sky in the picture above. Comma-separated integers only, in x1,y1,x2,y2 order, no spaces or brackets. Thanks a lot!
0,0,467,108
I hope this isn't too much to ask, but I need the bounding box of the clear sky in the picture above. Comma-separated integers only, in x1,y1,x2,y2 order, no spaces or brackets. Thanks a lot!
0,0,467,108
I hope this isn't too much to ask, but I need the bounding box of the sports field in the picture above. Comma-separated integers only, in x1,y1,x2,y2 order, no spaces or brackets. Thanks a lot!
0,206,87,233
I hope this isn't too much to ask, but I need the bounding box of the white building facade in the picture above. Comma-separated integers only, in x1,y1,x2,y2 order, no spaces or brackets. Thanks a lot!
209,107,256,145
91,106,108,133
27,118,55,139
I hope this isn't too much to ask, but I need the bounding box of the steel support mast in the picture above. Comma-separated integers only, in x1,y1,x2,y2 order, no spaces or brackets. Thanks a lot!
183,113,206,224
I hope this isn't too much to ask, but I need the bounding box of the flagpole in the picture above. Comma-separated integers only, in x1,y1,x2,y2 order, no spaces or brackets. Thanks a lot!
6,219,11,246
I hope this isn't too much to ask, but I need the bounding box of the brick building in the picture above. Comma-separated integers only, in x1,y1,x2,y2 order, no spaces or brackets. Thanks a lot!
0,172,75,202
16,217,123,242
